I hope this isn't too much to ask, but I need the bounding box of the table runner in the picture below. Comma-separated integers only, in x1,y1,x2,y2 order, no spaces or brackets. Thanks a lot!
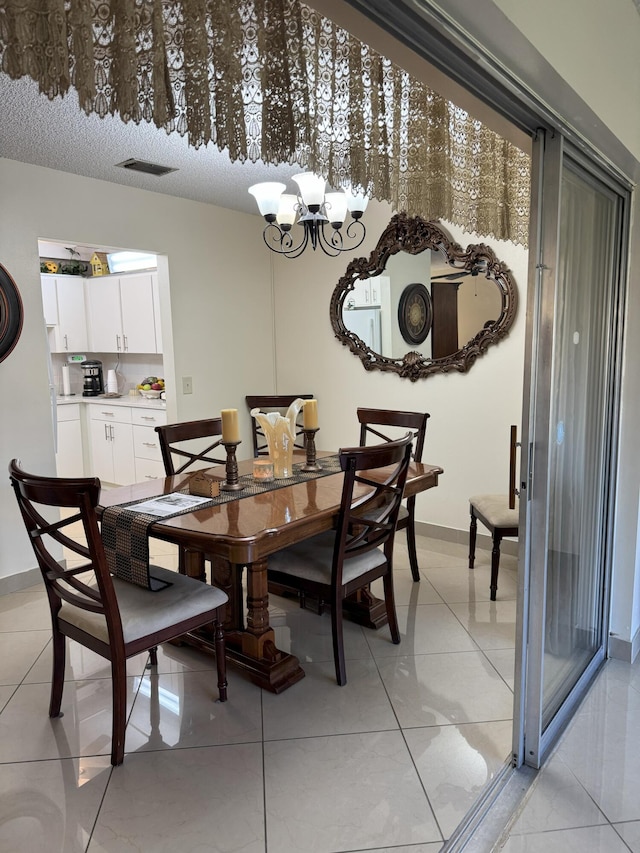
101,455,342,590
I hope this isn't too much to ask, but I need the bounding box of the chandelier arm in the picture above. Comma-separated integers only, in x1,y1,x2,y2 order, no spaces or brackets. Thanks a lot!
318,224,346,257
344,219,367,249
262,222,307,257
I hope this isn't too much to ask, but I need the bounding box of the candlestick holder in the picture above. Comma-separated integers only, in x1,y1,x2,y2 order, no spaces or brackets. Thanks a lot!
301,428,322,472
220,440,244,491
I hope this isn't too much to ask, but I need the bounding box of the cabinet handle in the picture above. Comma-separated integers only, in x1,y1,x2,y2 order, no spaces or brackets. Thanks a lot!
104,424,109,441
140,416,156,421
144,475,159,479
116,334,121,351
143,441,157,447
110,425,115,441
123,335,129,352
64,334,68,350
101,411,115,416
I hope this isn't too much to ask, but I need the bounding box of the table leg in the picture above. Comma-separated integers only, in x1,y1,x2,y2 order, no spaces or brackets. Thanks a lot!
182,548,206,583
182,554,304,693
231,557,304,693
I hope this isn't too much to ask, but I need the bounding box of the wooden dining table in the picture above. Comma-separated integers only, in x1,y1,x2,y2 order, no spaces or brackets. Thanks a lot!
98,452,443,693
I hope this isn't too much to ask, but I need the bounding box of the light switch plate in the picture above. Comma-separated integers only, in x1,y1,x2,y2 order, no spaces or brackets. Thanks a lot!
182,376,193,394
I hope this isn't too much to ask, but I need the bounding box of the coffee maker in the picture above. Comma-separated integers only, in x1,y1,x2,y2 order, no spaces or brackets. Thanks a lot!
81,360,104,396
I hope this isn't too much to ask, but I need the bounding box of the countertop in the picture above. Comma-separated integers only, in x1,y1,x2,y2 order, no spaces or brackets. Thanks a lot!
56,394,167,411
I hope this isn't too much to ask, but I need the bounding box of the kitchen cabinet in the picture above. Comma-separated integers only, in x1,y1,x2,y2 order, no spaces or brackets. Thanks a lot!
86,272,160,353
56,403,84,478
346,276,383,308
41,275,88,353
132,408,167,481
88,404,134,485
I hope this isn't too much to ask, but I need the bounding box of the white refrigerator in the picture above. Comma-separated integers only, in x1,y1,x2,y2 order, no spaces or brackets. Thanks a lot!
343,307,382,351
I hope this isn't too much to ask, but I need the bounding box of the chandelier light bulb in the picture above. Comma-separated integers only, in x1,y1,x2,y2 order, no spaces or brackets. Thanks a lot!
346,187,369,220
248,182,286,221
292,172,326,211
324,192,348,228
276,194,298,230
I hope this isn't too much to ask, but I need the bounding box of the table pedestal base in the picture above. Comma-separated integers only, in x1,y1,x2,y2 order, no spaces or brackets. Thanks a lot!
173,627,305,694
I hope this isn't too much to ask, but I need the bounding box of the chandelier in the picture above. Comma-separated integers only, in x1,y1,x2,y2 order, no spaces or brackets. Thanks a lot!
249,173,368,259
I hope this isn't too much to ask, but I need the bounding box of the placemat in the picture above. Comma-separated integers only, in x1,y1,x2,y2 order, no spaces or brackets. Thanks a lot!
101,455,342,590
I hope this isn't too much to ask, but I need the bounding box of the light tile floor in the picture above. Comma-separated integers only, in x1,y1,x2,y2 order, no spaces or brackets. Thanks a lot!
493,652,640,853
0,534,519,853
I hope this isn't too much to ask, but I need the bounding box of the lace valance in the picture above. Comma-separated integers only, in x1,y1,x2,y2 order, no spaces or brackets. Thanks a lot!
0,0,530,246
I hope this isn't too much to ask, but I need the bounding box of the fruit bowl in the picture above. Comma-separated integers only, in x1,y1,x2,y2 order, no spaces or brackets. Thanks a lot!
139,389,162,399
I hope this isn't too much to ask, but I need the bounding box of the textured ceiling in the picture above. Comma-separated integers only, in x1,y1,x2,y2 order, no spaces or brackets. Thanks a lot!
0,75,300,217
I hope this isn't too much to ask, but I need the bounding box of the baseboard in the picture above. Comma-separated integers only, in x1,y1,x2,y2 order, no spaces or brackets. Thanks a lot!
609,625,640,663
0,567,40,595
415,520,519,557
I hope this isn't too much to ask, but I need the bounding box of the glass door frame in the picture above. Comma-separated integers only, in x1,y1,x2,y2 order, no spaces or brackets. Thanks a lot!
512,129,630,769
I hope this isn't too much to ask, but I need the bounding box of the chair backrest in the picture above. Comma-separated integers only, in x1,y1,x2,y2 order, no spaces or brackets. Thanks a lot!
333,434,413,586
8,459,123,644
155,418,226,476
357,407,430,463
245,394,314,456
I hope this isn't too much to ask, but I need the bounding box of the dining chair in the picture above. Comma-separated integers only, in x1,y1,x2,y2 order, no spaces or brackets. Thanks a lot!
245,394,314,457
155,417,226,475
155,417,227,577
468,425,520,600
267,433,413,685
357,407,430,582
9,459,229,766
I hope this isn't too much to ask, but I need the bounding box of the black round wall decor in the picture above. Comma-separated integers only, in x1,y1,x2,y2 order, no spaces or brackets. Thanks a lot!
397,282,432,346
0,263,24,364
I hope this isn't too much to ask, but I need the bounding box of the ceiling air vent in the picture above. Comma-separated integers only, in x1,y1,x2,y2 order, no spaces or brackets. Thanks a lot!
116,158,177,177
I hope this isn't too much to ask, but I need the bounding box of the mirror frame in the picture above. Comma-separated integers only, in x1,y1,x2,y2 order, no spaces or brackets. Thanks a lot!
0,263,23,365
330,213,518,382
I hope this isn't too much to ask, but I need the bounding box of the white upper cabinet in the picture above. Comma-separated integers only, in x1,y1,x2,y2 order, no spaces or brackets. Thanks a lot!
86,272,159,353
345,276,383,309
41,275,89,353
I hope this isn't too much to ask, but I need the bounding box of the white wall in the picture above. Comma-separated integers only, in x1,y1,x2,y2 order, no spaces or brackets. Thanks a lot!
271,200,528,536
0,158,275,584
490,0,640,159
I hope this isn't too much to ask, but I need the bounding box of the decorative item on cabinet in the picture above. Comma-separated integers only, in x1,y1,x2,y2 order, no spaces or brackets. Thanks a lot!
90,252,110,276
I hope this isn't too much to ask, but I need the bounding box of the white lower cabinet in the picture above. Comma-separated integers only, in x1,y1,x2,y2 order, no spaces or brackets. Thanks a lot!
132,408,167,481
56,403,84,478
87,403,166,485
88,404,134,485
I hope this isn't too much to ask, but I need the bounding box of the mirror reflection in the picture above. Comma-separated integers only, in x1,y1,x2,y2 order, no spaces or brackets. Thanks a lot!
330,214,518,381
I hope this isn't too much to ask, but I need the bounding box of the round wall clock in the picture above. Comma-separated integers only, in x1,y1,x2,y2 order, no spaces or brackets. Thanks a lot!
0,263,24,364
398,282,432,346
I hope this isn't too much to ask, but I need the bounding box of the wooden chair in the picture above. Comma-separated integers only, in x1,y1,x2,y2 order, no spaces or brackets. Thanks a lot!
8,459,228,766
155,418,227,577
357,407,430,582
468,425,520,600
267,434,413,685
155,417,226,476
245,394,314,457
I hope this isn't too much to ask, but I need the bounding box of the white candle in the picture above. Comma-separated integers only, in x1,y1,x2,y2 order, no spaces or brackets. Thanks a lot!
303,399,318,430
221,408,240,443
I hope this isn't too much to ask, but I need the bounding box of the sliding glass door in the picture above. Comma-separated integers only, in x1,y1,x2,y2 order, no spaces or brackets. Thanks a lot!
515,132,627,767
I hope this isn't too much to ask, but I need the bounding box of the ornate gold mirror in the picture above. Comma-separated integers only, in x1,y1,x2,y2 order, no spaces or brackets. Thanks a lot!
330,214,518,381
